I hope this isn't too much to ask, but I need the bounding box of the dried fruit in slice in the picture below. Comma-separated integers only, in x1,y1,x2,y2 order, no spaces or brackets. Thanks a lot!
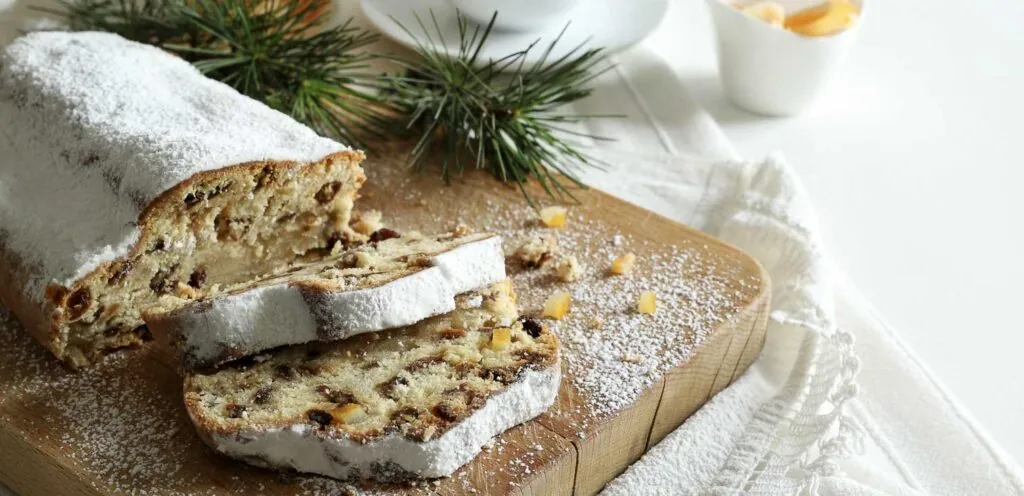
331,403,367,424
490,328,512,351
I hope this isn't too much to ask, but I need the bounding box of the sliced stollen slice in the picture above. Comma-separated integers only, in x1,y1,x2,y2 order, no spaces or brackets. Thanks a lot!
183,281,560,481
0,32,364,366
145,232,507,370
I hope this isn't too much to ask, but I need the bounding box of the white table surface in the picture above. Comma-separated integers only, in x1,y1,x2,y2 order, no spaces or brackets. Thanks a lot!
646,0,1024,466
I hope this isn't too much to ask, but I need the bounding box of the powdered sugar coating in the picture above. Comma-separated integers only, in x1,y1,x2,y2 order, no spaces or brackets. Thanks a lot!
167,236,506,368
174,287,319,368
0,31,347,299
305,267,454,335
207,365,559,480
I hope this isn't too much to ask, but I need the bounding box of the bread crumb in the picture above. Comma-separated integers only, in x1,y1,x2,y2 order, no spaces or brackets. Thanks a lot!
553,255,583,282
513,235,558,268
587,316,604,329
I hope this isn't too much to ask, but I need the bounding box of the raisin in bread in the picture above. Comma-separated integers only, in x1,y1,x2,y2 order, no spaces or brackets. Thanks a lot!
145,232,506,370
184,282,560,481
0,32,366,366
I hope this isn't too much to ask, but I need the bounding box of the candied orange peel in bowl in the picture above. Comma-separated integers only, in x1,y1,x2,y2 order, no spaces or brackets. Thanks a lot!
734,0,861,37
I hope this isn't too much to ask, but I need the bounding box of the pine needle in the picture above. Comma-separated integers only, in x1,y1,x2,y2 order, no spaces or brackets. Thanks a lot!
382,11,619,204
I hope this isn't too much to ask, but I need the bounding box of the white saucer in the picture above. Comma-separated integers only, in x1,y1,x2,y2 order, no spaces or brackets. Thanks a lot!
360,0,669,67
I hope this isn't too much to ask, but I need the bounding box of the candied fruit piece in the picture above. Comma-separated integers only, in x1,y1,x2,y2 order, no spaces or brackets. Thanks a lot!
637,291,657,314
331,403,367,424
490,328,512,351
543,291,572,320
539,206,568,228
611,253,636,275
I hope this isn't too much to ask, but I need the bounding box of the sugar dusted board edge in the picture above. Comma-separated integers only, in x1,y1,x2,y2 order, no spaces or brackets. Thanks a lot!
0,145,768,496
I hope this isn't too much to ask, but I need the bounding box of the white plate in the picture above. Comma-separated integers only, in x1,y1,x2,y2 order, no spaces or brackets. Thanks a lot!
360,0,669,67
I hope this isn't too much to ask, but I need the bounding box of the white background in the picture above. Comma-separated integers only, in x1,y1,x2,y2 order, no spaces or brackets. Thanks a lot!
647,0,1024,464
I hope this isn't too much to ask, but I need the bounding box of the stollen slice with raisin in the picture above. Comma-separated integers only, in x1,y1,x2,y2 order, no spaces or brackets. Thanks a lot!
183,282,560,481
145,232,507,370
0,32,365,367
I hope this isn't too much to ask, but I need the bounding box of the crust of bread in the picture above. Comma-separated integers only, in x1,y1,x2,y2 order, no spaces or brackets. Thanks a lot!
0,239,63,360
13,150,365,367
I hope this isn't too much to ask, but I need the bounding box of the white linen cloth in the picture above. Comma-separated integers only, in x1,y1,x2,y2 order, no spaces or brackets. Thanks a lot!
571,50,1024,495
2,2,1023,495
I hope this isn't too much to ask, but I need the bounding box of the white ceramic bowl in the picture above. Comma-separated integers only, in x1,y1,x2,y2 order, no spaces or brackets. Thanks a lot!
448,0,581,32
706,0,865,116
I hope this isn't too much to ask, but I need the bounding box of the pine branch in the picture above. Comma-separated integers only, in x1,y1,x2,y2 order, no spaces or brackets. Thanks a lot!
382,11,619,204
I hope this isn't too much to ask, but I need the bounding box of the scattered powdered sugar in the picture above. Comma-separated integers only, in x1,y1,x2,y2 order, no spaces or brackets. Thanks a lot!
0,309,190,495
469,199,762,419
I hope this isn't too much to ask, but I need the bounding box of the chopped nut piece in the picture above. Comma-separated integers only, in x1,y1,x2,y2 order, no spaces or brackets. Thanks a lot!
331,403,367,424
637,291,657,314
514,236,558,268
543,291,572,320
539,206,568,228
350,210,384,235
490,328,512,351
553,255,583,282
611,253,637,275
587,316,604,329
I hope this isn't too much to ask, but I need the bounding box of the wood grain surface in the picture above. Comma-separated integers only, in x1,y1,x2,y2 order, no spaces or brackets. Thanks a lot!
0,151,769,495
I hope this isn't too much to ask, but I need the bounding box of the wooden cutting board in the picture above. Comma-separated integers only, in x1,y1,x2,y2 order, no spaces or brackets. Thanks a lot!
0,150,769,496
